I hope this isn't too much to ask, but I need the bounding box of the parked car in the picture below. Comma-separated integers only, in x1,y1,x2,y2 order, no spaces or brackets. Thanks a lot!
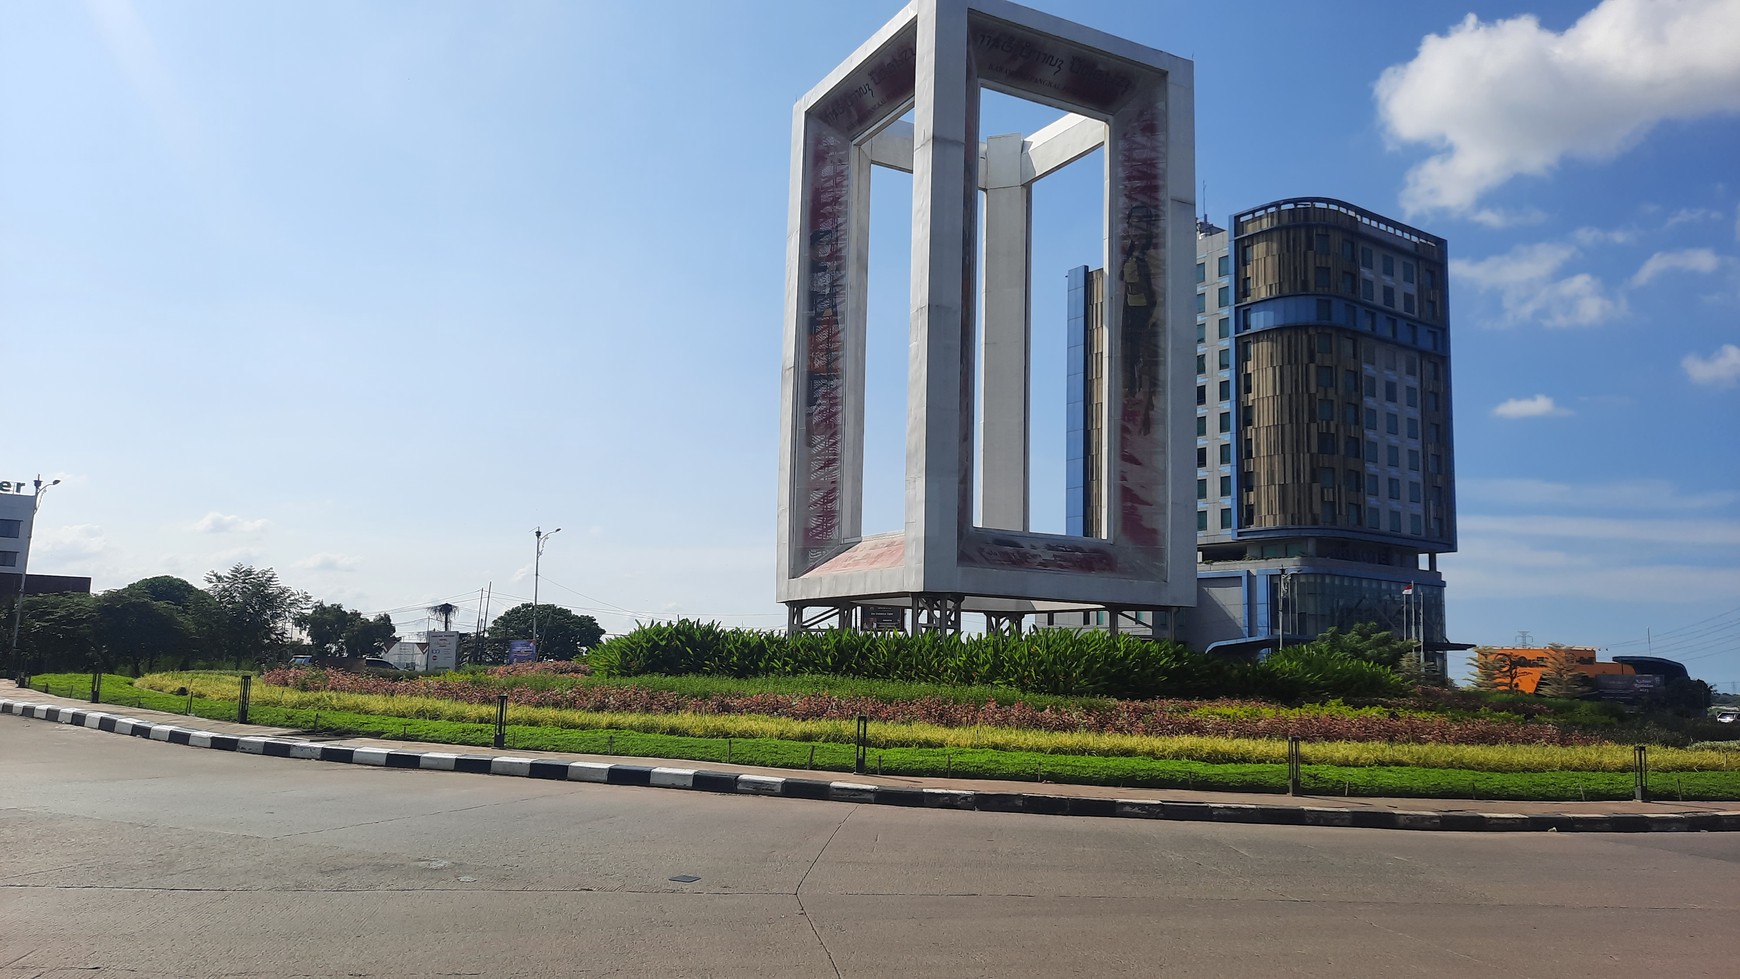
289,655,314,667
362,657,399,672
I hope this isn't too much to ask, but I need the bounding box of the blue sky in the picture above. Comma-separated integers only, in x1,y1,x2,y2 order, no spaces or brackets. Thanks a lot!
4,0,1737,686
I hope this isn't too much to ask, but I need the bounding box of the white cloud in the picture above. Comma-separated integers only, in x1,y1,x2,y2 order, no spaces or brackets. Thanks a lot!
1664,207,1724,227
1459,514,1740,547
295,552,361,573
35,524,110,560
1492,394,1571,418
1453,241,1626,327
1734,203,1740,240
1683,343,1740,385
1468,206,1547,229
192,511,268,534
1631,247,1722,286
1375,0,1740,215
1460,478,1738,510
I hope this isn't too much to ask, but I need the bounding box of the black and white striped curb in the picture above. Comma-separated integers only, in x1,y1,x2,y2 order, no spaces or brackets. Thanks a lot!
8,698,1739,833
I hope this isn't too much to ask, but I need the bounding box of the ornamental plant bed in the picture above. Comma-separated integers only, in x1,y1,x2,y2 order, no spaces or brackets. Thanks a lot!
251,666,1602,747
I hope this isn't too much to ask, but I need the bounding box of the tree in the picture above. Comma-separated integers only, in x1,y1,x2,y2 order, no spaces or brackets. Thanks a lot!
296,601,355,657
121,576,224,667
427,602,459,631
1307,622,1414,669
344,612,398,659
486,603,603,660
204,565,311,667
1535,643,1592,700
93,590,193,676
16,593,96,675
1470,646,1507,692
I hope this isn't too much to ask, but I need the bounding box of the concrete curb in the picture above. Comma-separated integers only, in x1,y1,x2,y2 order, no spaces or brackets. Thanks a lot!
8,697,1738,833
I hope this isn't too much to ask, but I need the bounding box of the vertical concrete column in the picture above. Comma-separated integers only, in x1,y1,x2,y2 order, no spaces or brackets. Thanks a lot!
906,0,976,590
978,132,1031,531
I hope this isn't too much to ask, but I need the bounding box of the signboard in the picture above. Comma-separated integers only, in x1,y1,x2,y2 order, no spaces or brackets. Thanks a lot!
507,639,537,665
426,631,461,673
862,606,906,633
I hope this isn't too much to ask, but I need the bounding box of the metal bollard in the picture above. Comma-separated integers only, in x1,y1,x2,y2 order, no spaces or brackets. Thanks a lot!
90,671,102,704
238,675,252,724
493,694,508,750
1287,736,1302,796
854,714,868,775
1634,744,1649,803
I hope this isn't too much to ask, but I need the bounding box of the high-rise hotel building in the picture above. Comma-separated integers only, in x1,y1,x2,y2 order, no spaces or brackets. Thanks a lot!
1065,198,1456,665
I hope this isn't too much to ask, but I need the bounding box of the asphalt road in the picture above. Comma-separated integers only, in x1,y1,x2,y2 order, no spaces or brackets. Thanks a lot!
4,719,1739,978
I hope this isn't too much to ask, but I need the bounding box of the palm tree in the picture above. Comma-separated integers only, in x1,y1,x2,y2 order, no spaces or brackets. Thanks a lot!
427,602,459,632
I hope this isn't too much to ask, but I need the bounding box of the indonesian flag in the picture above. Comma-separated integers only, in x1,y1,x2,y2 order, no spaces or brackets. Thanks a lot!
1402,583,1415,596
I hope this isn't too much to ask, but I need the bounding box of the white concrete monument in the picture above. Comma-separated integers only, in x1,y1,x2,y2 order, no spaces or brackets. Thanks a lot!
777,0,1195,635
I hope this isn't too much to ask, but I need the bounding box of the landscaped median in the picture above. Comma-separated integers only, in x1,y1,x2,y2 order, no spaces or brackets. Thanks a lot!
25,671,1740,803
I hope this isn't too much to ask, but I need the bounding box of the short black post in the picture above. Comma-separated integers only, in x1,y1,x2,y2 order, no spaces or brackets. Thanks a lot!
493,694,508,750
238,675,252,724
90,670,102,704
1634,744,1649,802
854,714,867,775
1286,736,1302,796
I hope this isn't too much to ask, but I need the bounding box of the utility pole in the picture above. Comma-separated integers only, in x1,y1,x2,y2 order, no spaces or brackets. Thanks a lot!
7,474,61,680
532,527,560,655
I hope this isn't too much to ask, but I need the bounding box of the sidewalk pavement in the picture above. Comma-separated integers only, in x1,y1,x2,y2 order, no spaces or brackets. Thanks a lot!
6,680,1738,833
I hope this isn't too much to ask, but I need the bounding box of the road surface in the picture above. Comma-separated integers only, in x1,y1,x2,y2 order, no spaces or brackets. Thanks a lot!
4,718,1737,977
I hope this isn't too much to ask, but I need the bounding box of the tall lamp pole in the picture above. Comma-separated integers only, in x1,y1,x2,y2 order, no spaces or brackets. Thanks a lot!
532,526,560,655
7,475,61,680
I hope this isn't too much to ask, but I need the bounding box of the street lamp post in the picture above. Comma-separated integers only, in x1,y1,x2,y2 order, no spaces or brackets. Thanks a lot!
531,526,561,656
7,475,61,680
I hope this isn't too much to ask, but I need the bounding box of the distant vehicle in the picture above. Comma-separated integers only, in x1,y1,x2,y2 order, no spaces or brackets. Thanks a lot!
362,657,399,672
1716,709,1739,724
289,655,314,667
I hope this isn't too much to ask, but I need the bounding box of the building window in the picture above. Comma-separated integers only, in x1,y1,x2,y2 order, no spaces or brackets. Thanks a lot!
1364,375,1377,398
1196,385,1206,406
1196,321,1206,343
1387,445,1400,467
1367,439,1379,460
1366,473,1379,496
1318,467,1335,489
1429,422,1442,443
1197,447,1208,468
1407,417,1419,439
1219,475,1232,497
1408,449,1421,471
1196,415,1208,436
1196,293,1206,314
1429,453,1442,474
1343,370,1359,395
1196,262,1206,283
1218,285,1231,308
1389,511,1402,532
1341,240,1355,261
1315,366,1334,388
1314,267,1331,289
1365,407,1377,430
1322,503,1338,525
1197,478,1208,501
1410,513,1424,536
1367,507,1381,529
1197,509,1208,531
1427,391,1440,412
1219,443,1232,465
1317,432,1337,454
1196,354,1206,373
1217,317,1230,339
1361,278,1374,301
0,551,16,568
1218,348,1231,370
1219,411,1231,433
1410,481,1422,503
1388,477,1401,500
1403,293,1416,314
1403,261,1415,284
1406,387,1418,408
1345,436,1361,457
1382,254,1395,276
1386,412,1399,435
1345,469,1362,492
1219,508,1233,530
1341,271,1356,294
1385,381,1398,403
1218,379,1231,401
1313,232,1329,253
1382,285,1395,308
1343,402,1359,425
1360,246,1373,269
1406,354,1418,376
1347,504,1362,525
0,520,18,539
1218,255,1230,277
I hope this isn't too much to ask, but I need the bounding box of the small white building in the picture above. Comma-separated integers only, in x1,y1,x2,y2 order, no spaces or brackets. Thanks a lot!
380,639,428,672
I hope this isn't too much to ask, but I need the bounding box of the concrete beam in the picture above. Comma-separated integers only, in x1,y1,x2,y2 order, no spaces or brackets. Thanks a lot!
1023,113,1106,182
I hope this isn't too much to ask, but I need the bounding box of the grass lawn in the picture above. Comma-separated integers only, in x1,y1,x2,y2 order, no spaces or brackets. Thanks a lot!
22,672,1740,802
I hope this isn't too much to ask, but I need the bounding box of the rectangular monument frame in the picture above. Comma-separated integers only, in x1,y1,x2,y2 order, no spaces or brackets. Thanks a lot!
777,0,1196,627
